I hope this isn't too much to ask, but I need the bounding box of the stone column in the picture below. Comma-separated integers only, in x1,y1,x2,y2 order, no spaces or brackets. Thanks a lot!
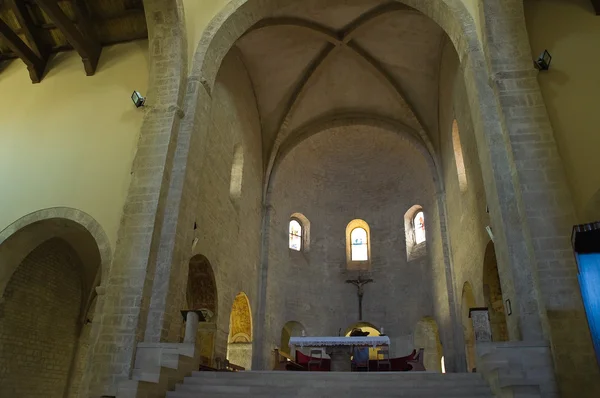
183,311,200,344
482,1,600,396
469,308,492,343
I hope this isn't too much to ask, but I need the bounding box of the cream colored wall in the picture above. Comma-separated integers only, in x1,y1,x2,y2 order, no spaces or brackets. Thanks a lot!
0,41,149,248
182,0,483,71
525,0,600,222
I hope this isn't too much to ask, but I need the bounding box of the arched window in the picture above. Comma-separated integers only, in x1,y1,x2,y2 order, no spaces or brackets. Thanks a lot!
229,143,244,200
452,120,467,192
351,228,369,261
289,219,302,251
414,211,426,244
346,220,371,270
405,205,426,262
288,213,310,252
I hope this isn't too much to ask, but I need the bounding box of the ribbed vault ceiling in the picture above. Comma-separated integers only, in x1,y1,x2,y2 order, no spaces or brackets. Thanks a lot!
233,0,446,168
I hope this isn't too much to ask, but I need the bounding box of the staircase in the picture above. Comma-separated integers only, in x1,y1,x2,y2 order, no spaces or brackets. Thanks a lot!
167,371,495,397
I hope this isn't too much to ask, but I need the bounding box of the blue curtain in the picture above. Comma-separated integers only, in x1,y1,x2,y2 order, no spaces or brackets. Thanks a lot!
577,253,600,367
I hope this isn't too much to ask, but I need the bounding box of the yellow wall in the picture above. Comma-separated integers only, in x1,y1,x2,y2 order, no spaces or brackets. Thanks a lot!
182,0,483,71
525,0,600,222
0,41,149,248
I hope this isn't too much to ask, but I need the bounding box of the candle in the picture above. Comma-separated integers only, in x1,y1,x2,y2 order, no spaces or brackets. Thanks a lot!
380,327,384,334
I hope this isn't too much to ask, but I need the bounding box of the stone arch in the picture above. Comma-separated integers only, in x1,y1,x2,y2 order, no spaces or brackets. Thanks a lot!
0,207,111,299
461,281,477,372
186,254,218,366
227,292,253,369
182,0,535,375
0,208,110,398
280,321,306,355
187,254,218,318
414,317,443,372
191,0,478,96
483,241,508,342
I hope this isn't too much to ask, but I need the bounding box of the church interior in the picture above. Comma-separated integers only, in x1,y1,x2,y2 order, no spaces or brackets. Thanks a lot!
1,0,600,397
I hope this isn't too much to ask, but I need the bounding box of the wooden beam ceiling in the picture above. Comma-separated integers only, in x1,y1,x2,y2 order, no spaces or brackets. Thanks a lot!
0,15,46,82
10,0,50,60
35,0,101,75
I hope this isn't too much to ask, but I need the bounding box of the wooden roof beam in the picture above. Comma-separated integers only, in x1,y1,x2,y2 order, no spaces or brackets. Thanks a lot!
0,16,46,83
35,0,101,75
9,0,50,60
592,0,600,15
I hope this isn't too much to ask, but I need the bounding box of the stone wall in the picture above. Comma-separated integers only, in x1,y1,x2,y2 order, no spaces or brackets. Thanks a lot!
438,38,492,330
191,49,263,363
264,126,437,360
0,239,82,398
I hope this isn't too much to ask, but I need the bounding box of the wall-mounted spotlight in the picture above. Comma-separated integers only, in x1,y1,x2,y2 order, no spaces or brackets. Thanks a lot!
534,50,552,71
131,90,146,108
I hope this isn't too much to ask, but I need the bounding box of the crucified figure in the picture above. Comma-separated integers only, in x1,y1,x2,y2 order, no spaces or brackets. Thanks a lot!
346,274,374,321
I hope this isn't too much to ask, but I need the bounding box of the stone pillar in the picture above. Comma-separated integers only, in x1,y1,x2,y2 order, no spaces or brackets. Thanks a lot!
183,311,200,344
469,308,492,343
482,1,600,396
84,1,187,396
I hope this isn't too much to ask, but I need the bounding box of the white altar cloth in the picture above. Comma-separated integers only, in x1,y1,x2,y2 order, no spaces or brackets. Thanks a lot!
289,336,390,348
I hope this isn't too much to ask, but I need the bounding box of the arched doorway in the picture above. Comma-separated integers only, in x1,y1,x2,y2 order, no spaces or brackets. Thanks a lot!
186,254,218,366
280,321,306,356
227,292,253,369
0,239,83,397
0,210,107,398
461,282,477,372
483,241,508,342
414,317,443,372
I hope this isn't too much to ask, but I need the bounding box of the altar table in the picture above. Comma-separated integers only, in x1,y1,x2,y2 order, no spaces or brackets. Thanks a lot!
289,336,390,372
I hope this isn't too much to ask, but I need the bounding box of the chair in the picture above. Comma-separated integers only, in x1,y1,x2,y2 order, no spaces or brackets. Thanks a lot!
307,349,323,371
377,347,392,371
352,346,369,372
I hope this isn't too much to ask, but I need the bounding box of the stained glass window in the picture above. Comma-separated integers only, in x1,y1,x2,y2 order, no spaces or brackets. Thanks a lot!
351,227,368,261
289,220,302,251
414,211,426,244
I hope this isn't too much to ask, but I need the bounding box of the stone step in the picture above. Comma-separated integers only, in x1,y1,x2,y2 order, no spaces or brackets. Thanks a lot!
170,371,494,398
181,376,489,388
167,390,494,398
175,383,494,395
191,370,485,380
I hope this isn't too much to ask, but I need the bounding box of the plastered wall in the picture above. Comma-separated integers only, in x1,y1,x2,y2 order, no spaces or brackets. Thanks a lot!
525,0,600,222
190,50,263,362
0,41,149,248
264,126,438,361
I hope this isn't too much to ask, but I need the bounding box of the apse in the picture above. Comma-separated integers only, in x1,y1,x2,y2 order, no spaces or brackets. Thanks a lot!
265,124,439,358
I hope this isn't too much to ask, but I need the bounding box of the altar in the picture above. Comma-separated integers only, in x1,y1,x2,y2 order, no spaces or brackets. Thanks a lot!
288,336,391,372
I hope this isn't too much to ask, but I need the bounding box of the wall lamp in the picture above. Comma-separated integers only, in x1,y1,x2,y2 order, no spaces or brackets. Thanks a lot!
534,50,552,71
131,90,146,108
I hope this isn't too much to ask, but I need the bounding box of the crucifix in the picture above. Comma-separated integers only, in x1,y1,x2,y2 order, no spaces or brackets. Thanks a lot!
345,274,374,321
